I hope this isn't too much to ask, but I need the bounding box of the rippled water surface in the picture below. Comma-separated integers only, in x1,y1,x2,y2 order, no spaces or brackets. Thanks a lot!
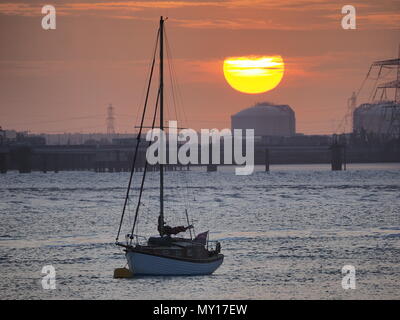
0,163,399,299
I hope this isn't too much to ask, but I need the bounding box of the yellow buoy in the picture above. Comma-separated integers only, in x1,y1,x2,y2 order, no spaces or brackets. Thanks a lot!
113,267,133,278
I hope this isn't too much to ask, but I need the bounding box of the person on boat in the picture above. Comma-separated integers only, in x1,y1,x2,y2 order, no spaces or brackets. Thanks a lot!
158,215,193,236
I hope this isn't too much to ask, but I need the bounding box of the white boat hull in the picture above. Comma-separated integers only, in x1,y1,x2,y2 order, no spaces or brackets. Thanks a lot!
126,251,224,276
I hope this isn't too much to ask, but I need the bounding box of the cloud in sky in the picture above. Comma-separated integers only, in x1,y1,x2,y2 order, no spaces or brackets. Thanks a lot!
0,0,399,30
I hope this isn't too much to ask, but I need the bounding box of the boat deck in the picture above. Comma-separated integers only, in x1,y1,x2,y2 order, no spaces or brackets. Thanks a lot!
117,236,221,262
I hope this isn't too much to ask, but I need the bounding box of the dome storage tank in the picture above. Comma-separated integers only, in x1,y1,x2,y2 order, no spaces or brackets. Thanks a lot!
231,102,296,137
353,102,399,136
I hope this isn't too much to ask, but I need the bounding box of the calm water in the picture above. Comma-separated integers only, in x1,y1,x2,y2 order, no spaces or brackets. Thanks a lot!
0,163,399,299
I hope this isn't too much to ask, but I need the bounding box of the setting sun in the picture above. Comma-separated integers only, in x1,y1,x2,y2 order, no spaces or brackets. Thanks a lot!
223,56,285,94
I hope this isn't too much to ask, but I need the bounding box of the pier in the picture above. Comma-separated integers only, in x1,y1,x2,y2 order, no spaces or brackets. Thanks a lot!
0,143,398,173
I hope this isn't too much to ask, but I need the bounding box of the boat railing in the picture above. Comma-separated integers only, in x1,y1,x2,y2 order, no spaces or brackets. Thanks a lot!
125,233,148,246
206,240,219,251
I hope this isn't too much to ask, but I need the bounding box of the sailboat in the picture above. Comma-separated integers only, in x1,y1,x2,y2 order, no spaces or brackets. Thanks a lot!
115,17,224,276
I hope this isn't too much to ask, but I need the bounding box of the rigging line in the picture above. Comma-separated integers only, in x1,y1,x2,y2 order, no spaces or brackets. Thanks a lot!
165,31,191,216
165,90,172,124
115,28,159,242
165,30,181,125
170,56,189,129
164,33,176,124
165,70,175,127
129,87,161,244
133,28,161,132
164,28,197,230
173,65,188,130
165,32,197,209
127,198,133,226
181,169,192,216
173,105,195,216
165,34,192,153
164,30,185,127
185,209,192,240
165,31,188,182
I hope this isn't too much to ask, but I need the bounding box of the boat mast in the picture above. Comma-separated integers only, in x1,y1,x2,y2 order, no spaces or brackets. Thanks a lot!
159,16,165,235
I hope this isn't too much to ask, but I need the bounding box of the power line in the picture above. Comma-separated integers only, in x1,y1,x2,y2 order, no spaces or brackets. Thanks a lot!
3,115,104,127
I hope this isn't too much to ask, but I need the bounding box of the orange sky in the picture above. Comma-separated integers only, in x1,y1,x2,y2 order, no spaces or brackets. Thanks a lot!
0,0,399,134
